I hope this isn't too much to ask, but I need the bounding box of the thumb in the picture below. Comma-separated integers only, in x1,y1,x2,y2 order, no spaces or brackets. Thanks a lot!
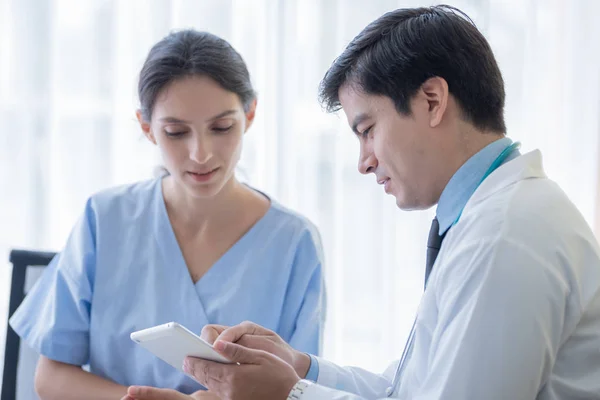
127,386,185,400
214,340,263,364
200,324,227,344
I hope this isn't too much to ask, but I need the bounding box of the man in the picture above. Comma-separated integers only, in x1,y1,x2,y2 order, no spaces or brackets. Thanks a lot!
124,5,600,400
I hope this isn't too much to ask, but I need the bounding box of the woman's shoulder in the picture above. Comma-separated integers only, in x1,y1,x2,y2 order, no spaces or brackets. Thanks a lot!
86,178,161,219
264,199,323,248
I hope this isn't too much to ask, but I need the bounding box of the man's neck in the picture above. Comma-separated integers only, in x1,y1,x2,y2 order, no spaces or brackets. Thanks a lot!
435,134,512,234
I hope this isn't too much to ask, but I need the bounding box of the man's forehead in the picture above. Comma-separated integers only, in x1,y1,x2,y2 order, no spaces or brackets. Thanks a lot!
339,84,375,124
339,82,369,106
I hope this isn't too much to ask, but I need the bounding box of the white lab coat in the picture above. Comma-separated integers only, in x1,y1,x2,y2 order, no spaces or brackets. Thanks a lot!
302,150,600,399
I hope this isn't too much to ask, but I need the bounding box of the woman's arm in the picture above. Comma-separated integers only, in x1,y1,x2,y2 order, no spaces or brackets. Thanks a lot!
35,356,127,400
286,228,326,356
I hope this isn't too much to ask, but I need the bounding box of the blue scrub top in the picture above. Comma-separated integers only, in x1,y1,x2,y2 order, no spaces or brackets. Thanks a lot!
9,178,325,394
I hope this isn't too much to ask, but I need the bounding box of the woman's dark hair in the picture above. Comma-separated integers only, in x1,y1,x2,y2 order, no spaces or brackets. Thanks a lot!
319,5,506,133
138,30,256,121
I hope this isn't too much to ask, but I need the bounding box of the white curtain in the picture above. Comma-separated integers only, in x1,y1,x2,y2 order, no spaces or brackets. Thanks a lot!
1,0,599,384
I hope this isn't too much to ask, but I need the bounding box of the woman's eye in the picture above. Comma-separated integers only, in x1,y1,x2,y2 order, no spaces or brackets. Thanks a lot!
361,127,372,137
164,130,187,137
213,125,233,133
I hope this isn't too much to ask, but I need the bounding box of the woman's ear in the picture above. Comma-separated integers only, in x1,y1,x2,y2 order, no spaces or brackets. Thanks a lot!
244,98,258,133
136,109,156,144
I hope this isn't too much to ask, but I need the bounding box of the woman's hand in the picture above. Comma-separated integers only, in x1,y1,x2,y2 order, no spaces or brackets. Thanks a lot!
191,390,221,400
121,387,220,400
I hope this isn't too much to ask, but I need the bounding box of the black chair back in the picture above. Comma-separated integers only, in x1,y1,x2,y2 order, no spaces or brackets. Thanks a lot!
2,249,56,400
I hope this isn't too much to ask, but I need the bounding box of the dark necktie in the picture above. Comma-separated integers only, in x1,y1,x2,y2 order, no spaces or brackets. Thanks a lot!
390,217,448,392
425,217,445,289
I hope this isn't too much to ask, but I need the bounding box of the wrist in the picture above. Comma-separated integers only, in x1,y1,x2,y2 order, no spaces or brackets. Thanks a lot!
287,379,313,400
292,351,311,378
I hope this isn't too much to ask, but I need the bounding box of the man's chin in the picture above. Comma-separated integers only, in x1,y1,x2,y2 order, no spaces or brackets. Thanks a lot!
395,195,433,211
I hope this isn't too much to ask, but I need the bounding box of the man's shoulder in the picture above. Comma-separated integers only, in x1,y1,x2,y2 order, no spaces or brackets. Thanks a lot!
460,175,592,245
439,177,600,306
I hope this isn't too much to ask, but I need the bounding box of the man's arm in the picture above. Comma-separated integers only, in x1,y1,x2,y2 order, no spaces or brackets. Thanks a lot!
182,340,398,400
299,236,569,400
305,356,395,398
201,322,395,398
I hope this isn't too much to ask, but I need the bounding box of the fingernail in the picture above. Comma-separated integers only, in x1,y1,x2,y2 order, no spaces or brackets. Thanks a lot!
214,340,225,351
129,386,139,395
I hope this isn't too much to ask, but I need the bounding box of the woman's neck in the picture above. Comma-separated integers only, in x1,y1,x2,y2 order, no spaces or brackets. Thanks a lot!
161,175,262,237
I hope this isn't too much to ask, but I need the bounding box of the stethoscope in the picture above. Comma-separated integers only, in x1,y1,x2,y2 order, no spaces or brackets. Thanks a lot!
385,141,522,397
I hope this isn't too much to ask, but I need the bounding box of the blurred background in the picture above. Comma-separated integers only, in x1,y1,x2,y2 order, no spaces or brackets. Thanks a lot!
1,0,599,387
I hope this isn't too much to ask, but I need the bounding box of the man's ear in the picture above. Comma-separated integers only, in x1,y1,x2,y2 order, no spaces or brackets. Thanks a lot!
420,77,449,128
136,109,156,144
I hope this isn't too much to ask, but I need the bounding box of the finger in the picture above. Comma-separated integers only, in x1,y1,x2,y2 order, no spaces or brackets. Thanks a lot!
191,391,222,400
216,321,274,344
201,324,228,344
212,340,265,364
184,358,226,389
127,386,186,400
236,334,278,353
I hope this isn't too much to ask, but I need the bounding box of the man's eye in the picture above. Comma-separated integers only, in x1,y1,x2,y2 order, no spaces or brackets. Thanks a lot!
361,127,372,137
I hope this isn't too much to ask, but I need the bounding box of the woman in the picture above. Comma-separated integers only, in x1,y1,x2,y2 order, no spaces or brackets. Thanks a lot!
9,30,325,399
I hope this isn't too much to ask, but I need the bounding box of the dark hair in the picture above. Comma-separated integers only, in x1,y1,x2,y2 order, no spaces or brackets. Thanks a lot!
319,5,506,133
138,30,256,121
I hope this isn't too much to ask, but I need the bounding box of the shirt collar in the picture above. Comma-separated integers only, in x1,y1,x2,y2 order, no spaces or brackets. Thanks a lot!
436,137,519,235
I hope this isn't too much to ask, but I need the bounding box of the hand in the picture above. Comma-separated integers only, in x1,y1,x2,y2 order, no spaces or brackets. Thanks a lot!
201,321,311,378
184,340,300,400
121,387,220,400
200,324,228,344
190,391,221,400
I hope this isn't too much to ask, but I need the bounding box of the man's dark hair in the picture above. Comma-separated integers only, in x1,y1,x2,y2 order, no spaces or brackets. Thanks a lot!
319,5,506,133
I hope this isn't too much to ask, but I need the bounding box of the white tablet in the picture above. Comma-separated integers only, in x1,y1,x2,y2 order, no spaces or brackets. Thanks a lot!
130,322,232,378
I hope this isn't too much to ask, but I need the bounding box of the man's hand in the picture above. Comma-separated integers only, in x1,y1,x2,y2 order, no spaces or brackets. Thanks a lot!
201,321,311,378
121,388,220,400
200,324,228,344
185,339,300,400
